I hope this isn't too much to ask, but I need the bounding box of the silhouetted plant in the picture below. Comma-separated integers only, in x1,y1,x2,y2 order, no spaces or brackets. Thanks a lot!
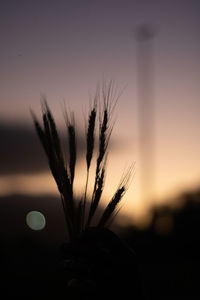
31,81,131,241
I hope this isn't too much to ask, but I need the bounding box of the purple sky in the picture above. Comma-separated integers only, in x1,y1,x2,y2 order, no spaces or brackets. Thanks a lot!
0,0,200,225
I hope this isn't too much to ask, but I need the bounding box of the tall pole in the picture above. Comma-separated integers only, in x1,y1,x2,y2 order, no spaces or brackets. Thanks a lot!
135,24,156,205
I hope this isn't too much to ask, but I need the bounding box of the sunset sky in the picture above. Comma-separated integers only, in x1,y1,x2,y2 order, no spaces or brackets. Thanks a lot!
1,0,200,227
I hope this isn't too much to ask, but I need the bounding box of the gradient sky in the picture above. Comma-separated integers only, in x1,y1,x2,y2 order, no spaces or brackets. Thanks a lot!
1,0,200,226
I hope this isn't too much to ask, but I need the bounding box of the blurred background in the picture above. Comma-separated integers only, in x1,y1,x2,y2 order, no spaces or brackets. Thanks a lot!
0,0,200,299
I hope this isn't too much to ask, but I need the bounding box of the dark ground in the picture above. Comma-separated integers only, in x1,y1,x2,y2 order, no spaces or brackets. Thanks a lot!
1,189,200,299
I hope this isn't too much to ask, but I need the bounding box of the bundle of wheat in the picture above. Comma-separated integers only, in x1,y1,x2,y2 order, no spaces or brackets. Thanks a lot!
32,81,131,241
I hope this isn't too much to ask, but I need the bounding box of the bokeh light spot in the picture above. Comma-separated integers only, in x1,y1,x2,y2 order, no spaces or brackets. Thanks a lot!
26,211,46,230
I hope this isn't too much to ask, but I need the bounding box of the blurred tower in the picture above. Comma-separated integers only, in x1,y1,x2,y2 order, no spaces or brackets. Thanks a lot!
135,24,156,204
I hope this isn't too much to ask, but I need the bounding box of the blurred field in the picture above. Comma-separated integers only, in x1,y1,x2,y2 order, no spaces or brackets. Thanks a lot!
1,187,200,299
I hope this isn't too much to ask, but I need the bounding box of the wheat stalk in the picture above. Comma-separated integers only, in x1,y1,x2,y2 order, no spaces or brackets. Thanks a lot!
32,81,131,241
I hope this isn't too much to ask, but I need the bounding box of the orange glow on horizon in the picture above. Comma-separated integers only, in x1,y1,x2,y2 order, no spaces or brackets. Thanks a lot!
1,143,200,228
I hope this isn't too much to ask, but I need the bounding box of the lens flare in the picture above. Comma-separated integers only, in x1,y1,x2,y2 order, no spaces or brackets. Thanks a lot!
26,211,46,230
